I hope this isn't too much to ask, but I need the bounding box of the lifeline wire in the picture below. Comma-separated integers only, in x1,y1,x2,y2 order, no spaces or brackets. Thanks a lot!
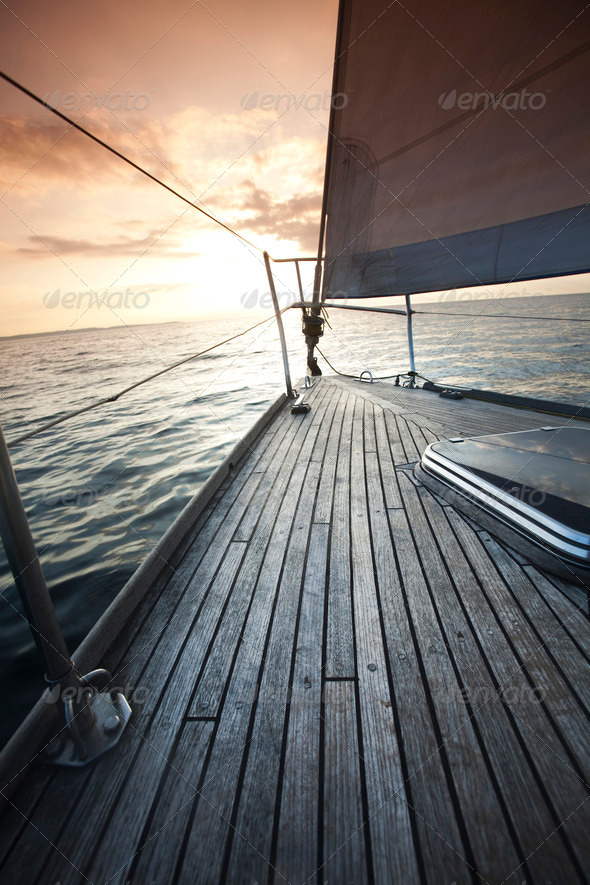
7,309,289,448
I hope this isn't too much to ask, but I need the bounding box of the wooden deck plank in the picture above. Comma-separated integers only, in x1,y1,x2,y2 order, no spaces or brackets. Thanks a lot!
224,464,326,884
324,391,355,679
331,376,588,439
184,397,332,720
322,681,368,884
349,397,421,885
442,507,590,879
525,565,589,614
299,384,333,464
405,416,434,457
176,465,324,885
363,399,377,453
221,386,339,883
402,476,584,882
383,409,407,465
486,544,590,706
388,475,524,882
0,764,53,870
187,427,325,718
313,388,346,523
187,522,281,719
273,523,329,885
241,392,328,536
480,537,590,759
309,383,341,463
123,721,214,885
395,413,422,463
380,509,473,884
374,404,402,509
0,766,88,885
523,567,590,651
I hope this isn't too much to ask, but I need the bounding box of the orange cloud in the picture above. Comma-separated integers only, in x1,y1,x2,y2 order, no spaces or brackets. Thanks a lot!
15,229,200,259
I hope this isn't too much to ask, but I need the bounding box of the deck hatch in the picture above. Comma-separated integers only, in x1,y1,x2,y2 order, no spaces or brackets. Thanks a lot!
421,426,590,565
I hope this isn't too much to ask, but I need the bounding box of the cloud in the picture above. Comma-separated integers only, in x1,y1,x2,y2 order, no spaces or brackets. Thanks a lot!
0,105,326,253
237,180,322,252
15,229,200,259
0,112,190,198
0,116,131,192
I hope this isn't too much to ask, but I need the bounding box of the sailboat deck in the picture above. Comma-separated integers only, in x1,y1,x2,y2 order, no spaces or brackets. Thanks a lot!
1,377,589,885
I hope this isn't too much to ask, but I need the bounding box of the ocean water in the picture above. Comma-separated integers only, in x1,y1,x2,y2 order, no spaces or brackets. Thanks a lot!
0,292,588,745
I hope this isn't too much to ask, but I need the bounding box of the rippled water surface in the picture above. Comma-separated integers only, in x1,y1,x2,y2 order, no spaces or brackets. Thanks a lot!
0,293,588,744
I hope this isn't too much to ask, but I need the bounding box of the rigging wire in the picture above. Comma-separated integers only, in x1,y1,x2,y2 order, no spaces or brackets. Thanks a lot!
0,70,262,253
7,309,288,448
321,302,590,322
414,309,590,321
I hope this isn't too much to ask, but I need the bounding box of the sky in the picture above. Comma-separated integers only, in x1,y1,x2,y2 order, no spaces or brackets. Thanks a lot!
1,0,589,337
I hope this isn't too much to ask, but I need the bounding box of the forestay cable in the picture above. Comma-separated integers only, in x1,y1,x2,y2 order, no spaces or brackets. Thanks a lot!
0,71,262,253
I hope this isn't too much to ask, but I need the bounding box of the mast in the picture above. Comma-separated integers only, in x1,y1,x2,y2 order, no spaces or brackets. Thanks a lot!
305,0,349,376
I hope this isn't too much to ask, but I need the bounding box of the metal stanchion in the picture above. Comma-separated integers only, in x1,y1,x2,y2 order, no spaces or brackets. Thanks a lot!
263,251,294,398
0,423,131,765
405,294,417,386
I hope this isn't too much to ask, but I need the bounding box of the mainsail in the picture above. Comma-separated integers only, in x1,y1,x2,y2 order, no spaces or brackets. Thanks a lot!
320,0,590,299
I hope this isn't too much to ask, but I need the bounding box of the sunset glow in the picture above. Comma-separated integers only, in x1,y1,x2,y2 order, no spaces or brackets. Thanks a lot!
0,0,339,336
1,0,588,337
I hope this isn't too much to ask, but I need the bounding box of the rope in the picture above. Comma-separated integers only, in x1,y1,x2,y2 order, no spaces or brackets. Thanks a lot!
7,310,287,448
316,347,401,381
0,71,262,253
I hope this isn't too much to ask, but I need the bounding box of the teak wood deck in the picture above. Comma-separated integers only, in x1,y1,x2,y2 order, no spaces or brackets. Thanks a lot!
1,377,589,885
